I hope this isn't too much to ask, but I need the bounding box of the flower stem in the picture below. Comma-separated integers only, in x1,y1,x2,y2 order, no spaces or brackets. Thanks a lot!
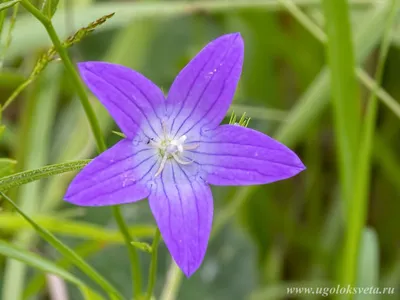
0,1,19,69
20,0,143,297
159,261,183,300
20,0,106,153
146,228,161,300
112,206,142,298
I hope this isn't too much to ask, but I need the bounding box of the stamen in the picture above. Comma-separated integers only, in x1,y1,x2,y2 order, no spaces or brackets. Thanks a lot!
183,143,199,150
171,153,193,165
170,140,184,153
151,125,197,177
154,154,168,177
162,121,168,139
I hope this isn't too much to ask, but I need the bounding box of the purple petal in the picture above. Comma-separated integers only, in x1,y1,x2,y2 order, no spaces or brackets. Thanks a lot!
148,162,213,277
65,139,157,206
193,125,305,185
78,62,165,139
166,33,244,138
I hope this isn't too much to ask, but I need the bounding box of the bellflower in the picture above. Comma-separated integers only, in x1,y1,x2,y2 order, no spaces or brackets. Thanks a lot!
64,33,305,277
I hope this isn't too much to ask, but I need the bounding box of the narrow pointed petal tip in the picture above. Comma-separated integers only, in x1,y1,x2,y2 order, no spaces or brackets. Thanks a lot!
166,32,244,136
224,32,243,41
217,32,243,43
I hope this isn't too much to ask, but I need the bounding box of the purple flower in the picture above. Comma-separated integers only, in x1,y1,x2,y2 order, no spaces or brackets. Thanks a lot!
64,33,305,277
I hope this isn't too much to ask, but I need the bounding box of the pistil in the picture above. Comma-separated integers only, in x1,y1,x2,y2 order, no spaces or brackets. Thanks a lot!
151,129,199,177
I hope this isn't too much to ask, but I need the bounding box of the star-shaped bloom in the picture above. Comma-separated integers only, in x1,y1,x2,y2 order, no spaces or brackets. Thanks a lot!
64,33,305,277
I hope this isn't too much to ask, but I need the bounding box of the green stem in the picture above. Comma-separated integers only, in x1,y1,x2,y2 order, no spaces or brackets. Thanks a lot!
20,1,143,297
2,79,33,111
159,261,183,300
146,229,161,300
20,0,106,153
112,206,142,297
0,1,19,68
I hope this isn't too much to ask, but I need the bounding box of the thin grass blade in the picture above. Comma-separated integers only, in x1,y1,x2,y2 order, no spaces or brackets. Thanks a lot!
0,192,124,300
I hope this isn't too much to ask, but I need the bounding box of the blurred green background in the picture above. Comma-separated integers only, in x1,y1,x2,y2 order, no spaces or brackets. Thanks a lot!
0,0,399,299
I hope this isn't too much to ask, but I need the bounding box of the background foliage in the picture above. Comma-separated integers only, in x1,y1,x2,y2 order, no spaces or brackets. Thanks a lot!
0,0,399,299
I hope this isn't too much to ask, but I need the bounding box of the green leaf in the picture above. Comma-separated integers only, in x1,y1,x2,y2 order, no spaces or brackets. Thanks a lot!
0,125,5,137
23,241,103,299
79,286,105,300
321,1,362,289
0,158,16,177
131,241,153,254
347,0,399,293
355,228,379,300
0,0,19,67
0,192,124,300
112,130,126,138
322,0,360,202
0,0,20,12
0,212,155,242
0,240,105,299
0,240,85,288
0,7,5,38
0,160,90,191
42,0,59,18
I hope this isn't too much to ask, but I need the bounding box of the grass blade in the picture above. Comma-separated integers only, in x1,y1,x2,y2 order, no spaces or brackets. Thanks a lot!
355,228,380,300
0,240,85,288
1,192,124,300
345,0,399,293
0,0,20,11
0,239,105,299
0,213,155,242
23,241,102,299
0,0,19,68
41,0,59,18
322,0,363,292
0,160,90,191
322,0,360,219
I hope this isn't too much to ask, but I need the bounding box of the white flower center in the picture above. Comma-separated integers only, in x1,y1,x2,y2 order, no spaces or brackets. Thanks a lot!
150,123,199,177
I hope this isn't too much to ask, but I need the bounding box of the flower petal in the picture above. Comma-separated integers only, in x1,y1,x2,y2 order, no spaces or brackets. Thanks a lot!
193,125,305,185
78,62,165,139
65,139,158,206
166,33,244,138
148,162,213,277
